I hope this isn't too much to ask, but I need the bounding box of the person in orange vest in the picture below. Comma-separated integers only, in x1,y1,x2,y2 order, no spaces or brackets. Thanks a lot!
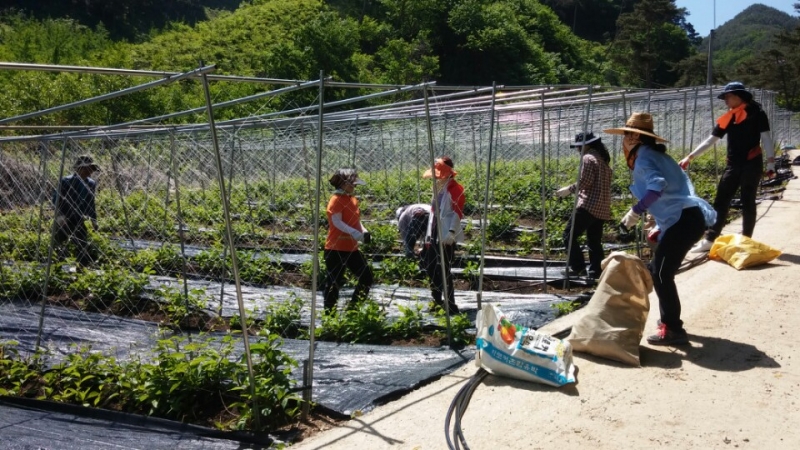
323,168,373,313
421,157,465,315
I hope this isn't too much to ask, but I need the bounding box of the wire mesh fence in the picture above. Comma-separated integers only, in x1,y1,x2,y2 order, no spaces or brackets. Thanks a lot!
0,65,797,425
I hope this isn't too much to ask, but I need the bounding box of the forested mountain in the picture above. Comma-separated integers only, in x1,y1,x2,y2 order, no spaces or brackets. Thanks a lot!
0,0,796,130
703,4,798,77
0,0,245,40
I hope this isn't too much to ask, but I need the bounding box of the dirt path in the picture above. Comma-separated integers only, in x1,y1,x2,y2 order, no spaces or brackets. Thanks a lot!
291,152,800,450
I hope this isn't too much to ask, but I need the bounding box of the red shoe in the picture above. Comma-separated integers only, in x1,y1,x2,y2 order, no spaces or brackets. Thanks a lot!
647,322,688,346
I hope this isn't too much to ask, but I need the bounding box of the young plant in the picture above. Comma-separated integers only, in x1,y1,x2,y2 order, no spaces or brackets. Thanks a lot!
433,309,474,348
551,299,580,317
154,285,210,327
388,303,425,340
261,292,303,337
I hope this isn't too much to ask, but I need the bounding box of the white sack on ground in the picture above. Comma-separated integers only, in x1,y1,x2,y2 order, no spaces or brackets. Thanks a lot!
475,303,577,387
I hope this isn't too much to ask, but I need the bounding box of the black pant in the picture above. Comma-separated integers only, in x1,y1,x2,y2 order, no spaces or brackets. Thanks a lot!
54,219,94,267
323,249,373,311
651,206,706,332
403,213,429,257
422,242,456,307
706,158,762,240
563,208,605,278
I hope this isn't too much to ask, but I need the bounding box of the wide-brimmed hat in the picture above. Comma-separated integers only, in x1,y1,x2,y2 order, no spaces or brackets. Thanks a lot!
423,157,457,179
395,206,407,221
717,81,753,101
569,131,601,148
329,168,365,188
73,155,100,171
603,112,668,143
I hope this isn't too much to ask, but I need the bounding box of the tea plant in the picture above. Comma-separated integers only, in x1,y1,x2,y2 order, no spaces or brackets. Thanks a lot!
486,210,517,241
361,223,397,254
262,292,303,336
0,341,44,397
154,285,210,326
373,256,420,284
387,303,425,340
237,249,284,285
315,298,390,344
552,299,580,317
41,347,124,408
433,309,474,348
0,336,303,432
67,265,150,311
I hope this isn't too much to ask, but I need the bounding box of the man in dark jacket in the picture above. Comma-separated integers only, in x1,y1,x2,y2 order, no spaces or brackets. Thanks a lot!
53,155,100,266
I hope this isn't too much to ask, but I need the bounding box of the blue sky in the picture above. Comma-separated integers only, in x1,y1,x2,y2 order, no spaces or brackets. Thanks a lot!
675,0,797,37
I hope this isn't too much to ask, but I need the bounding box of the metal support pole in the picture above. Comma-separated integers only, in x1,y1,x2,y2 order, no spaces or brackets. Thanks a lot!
564,86,594,288
0,65,215,126
35,138,69,350
169,132,192,339
476,83,498,310
200,67,260,430
539,92,550,292
423,85,454,346
305,71,326,419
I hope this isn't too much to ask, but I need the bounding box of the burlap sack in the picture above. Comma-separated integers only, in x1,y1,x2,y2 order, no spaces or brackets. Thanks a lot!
567,251,652,366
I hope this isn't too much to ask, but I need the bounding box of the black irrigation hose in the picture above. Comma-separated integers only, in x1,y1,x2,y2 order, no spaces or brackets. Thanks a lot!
444,327,573,450
444,367,488,450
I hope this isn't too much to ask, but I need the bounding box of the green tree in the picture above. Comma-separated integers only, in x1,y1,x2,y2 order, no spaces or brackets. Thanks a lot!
444,0,604,85
735,5,800,111
607,0,693,88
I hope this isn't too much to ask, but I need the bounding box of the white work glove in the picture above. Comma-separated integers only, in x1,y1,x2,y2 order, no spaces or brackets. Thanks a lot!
441,230,456,245
55,216,67,227
554,186,572,198
678,155,693,170
620,209,640,231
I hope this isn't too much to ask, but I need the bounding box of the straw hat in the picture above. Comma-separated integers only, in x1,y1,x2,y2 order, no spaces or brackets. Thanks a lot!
603,112,668,143
423,157,457,179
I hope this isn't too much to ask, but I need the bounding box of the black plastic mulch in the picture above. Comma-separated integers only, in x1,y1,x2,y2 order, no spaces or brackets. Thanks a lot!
0,301,474,416
0,397,274,449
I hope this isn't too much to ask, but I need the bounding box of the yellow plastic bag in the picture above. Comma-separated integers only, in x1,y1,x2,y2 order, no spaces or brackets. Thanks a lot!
709,234,781,270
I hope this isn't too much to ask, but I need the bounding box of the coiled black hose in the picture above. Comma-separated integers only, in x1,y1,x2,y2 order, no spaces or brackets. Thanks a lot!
444,327,573,449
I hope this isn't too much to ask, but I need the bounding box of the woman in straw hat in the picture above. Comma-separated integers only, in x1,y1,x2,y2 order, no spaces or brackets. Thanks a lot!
554,131,613,279
323,168,373,312
421,156,465,315
678,82,775,253
605,113,716,345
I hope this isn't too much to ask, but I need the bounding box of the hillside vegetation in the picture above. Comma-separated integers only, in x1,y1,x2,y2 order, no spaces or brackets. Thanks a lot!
0,0,796,130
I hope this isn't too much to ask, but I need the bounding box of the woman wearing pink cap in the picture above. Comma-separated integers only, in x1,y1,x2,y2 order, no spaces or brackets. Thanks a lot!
421,157,465,315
